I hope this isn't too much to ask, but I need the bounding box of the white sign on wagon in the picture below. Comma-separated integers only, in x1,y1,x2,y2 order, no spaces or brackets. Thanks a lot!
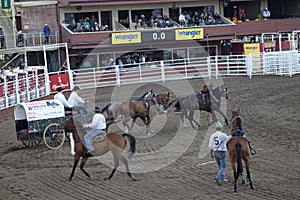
15,100,65,121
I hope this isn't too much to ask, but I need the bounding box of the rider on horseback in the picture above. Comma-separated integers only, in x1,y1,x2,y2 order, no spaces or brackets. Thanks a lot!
200,84,219,109
83,106,106,153
229,111,256,155
141,89,166,114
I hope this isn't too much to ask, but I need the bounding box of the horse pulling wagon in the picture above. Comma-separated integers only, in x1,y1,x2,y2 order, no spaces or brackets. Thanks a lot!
14,100,69,149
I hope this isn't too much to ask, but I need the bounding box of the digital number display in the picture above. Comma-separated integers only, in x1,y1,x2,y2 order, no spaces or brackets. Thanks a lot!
142,31,175,43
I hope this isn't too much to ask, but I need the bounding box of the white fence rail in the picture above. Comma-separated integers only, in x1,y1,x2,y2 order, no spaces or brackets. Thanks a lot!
1,50,300,110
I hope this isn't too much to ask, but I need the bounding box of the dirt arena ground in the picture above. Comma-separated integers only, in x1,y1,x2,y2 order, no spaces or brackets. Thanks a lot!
0,75,300,200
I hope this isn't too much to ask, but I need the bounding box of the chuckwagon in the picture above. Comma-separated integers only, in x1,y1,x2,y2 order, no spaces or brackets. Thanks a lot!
14,99,69,149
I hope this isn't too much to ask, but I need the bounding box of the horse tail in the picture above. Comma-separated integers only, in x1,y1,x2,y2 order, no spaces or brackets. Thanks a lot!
236,143,243,177
101,104,111,114
122,133,136,158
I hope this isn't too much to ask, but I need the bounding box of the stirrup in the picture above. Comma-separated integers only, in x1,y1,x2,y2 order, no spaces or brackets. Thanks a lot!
250,148,256,155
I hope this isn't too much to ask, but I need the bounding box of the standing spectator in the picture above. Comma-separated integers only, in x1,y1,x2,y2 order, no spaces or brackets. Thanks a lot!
0,27,4,48
43,24,51,44
117,59,124,70
193,12,200,26
179,12,186,27
208,122,229,185
263,8,271,19
214,12,221,22
200,9,208,21
89,15,98,30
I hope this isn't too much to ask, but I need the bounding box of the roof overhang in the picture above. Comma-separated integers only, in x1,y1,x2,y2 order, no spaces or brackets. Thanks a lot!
13,1,57,7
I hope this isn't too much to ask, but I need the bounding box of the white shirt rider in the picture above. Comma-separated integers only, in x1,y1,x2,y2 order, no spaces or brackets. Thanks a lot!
86,113,106,130
68,90,85,106
54,90,73,108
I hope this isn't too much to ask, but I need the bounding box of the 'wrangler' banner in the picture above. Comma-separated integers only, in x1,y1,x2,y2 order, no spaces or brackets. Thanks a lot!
243,43,260,54
175,28,204,40
112,32,141,44
244,43,261,72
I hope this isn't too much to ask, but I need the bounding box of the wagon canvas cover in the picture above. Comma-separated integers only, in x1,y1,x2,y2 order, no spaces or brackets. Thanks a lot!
14,100,65,121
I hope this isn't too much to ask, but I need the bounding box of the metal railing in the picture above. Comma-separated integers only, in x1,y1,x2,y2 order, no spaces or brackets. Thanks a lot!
0,31,59,49
1,50,300,110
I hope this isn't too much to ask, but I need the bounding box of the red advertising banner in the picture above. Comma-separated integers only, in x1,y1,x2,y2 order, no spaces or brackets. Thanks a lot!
49,73,70,93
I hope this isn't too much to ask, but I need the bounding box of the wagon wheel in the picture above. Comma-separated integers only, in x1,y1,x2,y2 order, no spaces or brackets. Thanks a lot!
43,123,66,150
21,134,42,148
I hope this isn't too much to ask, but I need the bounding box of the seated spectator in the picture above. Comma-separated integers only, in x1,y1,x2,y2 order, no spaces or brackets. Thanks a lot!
94,22,101,31
142,21,149,29
199,19,206,26
241,13,248,22
207,13,215,23
214,12,221,22
82,17,90,31
82,60,92,68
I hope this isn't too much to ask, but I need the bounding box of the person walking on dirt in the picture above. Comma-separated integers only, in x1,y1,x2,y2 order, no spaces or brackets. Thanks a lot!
208,121,229,185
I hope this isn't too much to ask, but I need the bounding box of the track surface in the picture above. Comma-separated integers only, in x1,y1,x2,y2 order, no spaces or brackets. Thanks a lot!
0,76,300,200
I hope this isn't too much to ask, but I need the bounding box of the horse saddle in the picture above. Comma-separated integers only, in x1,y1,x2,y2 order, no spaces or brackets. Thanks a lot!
94,134,106,142
232,129,245,137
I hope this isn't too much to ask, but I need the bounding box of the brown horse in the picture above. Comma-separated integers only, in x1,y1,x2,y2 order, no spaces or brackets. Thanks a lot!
227,109,254,192
167,85,228,129
101,92,170,134
58,117,137,181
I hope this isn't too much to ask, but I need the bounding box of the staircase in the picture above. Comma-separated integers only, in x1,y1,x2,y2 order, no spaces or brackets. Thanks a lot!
0,10,16,49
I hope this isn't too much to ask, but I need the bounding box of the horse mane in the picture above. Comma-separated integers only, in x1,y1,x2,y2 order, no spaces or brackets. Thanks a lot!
232,111,243,130
100,104,111,114
168,99,179,107
71,117,86,136
140,92,149,99
236,116,243,130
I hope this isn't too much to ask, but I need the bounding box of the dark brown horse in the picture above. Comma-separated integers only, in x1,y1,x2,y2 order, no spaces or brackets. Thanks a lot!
227,109,254,192
101,92,170,134
58,117,136,181
167,85,228,129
